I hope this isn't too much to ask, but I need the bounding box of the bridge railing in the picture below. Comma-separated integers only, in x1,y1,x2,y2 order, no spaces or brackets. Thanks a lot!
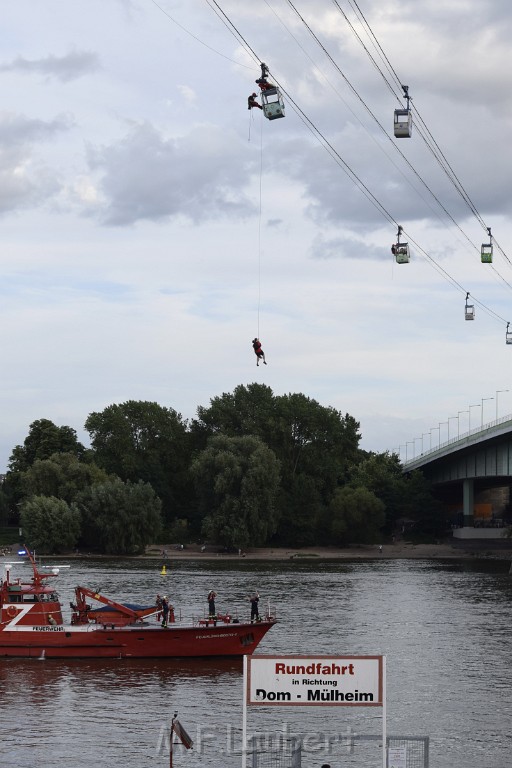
401,413,512,468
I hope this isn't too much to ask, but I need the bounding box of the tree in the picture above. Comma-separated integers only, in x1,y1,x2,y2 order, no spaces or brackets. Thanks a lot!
0,487,9,526
85,401,191,524
20,496,81,554
329,486,385,545
191,435,280,549
20,453,111,504
193,385,364,545
8,419,86,473
349,452,445,537
76,478,162,555
348,452,408,533
192,383,277,448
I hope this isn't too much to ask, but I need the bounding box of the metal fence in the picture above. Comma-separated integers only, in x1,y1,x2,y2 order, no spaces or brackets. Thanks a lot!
386,736,429,768
249,734,429,768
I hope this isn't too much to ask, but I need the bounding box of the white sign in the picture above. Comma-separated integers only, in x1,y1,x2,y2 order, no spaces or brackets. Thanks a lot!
388,745,407,768
246,655,383,706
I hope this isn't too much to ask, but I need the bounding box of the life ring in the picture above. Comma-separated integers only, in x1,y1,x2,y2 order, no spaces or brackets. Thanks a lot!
6,605,17,618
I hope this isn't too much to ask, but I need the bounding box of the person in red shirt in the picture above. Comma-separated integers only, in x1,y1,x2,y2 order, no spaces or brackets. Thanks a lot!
248,93,262,110
252,338,267,366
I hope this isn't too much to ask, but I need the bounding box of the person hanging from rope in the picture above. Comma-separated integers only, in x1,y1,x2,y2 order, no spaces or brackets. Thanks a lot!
252,338,267,366
248,92,263,110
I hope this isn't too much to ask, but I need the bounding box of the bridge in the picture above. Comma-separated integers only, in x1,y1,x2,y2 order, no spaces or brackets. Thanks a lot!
402,415,512,547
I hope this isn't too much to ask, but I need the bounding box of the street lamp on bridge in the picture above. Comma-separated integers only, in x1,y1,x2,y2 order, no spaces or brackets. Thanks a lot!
439,421,448,445
447,416,459,440
457,410,469,438
430,426,439,449
469,403,480,431
495,389,509,420
481,396,494,427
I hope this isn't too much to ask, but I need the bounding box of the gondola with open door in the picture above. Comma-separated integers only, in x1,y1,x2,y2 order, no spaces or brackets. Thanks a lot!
394,85,412,138
392,225,410,263
256,62,285,120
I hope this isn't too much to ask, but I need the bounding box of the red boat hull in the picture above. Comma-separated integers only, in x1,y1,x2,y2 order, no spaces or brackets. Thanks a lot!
0,619,276,659
1,550,276,658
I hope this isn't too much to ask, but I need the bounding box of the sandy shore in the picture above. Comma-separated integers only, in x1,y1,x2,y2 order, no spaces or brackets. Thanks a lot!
145,542,512,561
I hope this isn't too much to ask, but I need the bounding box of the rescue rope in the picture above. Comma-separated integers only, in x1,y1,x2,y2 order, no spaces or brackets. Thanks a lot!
257,113,263,338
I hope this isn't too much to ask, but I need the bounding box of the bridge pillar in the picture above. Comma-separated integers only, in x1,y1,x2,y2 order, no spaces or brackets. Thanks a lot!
463,478,474,526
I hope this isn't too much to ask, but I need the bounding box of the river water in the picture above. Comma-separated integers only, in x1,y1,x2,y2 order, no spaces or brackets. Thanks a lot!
1,556,511,768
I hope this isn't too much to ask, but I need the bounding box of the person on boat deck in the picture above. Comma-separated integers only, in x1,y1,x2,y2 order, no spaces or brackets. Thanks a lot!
161,596,170,628
252,338,267,366
207,590,217,619
248,93,262,110
156,594,163,621
249,592,260,622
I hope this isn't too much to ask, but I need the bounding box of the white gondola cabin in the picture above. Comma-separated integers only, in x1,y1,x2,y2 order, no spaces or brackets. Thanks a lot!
481,227,493,263
394,85,412,138
465,292,475,321
394,109,412,138
506,323,512,345
261,87,285,120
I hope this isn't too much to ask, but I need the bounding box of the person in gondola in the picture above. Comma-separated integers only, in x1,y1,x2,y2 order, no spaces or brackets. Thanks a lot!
252,338,267,366
248,93,262,110
256,62,275,91
207,590,217,619
391,244,397,255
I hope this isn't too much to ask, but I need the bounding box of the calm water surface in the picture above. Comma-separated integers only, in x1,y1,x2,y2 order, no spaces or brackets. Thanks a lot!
1,556,511,768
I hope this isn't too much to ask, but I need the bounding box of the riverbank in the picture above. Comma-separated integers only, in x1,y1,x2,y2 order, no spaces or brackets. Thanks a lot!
144,542,512,561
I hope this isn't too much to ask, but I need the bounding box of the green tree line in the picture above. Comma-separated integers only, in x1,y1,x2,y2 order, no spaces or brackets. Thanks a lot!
0,385,444,554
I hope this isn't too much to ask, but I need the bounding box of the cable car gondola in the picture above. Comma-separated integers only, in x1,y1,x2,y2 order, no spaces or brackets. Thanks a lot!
465,292,475,321
256,62,285,121
481,227,493,263
391,225,410,263
506,322,512,345
394,85,412,138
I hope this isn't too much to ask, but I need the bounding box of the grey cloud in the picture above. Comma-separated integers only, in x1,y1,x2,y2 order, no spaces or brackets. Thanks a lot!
0,112,72,214
87,122,257,226
0,112,73,144
0,51,100,82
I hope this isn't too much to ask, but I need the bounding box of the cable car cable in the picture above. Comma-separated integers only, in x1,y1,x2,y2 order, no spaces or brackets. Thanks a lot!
281,1,491,256
148,0,253,68
263,0,496,267
333,0,512,271
257,114,264,339
206,1,510,331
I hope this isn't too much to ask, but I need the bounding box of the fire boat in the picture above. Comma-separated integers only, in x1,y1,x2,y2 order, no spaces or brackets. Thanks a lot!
0,550,276,659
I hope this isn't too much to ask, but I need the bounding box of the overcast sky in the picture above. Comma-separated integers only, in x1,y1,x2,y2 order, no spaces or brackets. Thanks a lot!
2,0,512,471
